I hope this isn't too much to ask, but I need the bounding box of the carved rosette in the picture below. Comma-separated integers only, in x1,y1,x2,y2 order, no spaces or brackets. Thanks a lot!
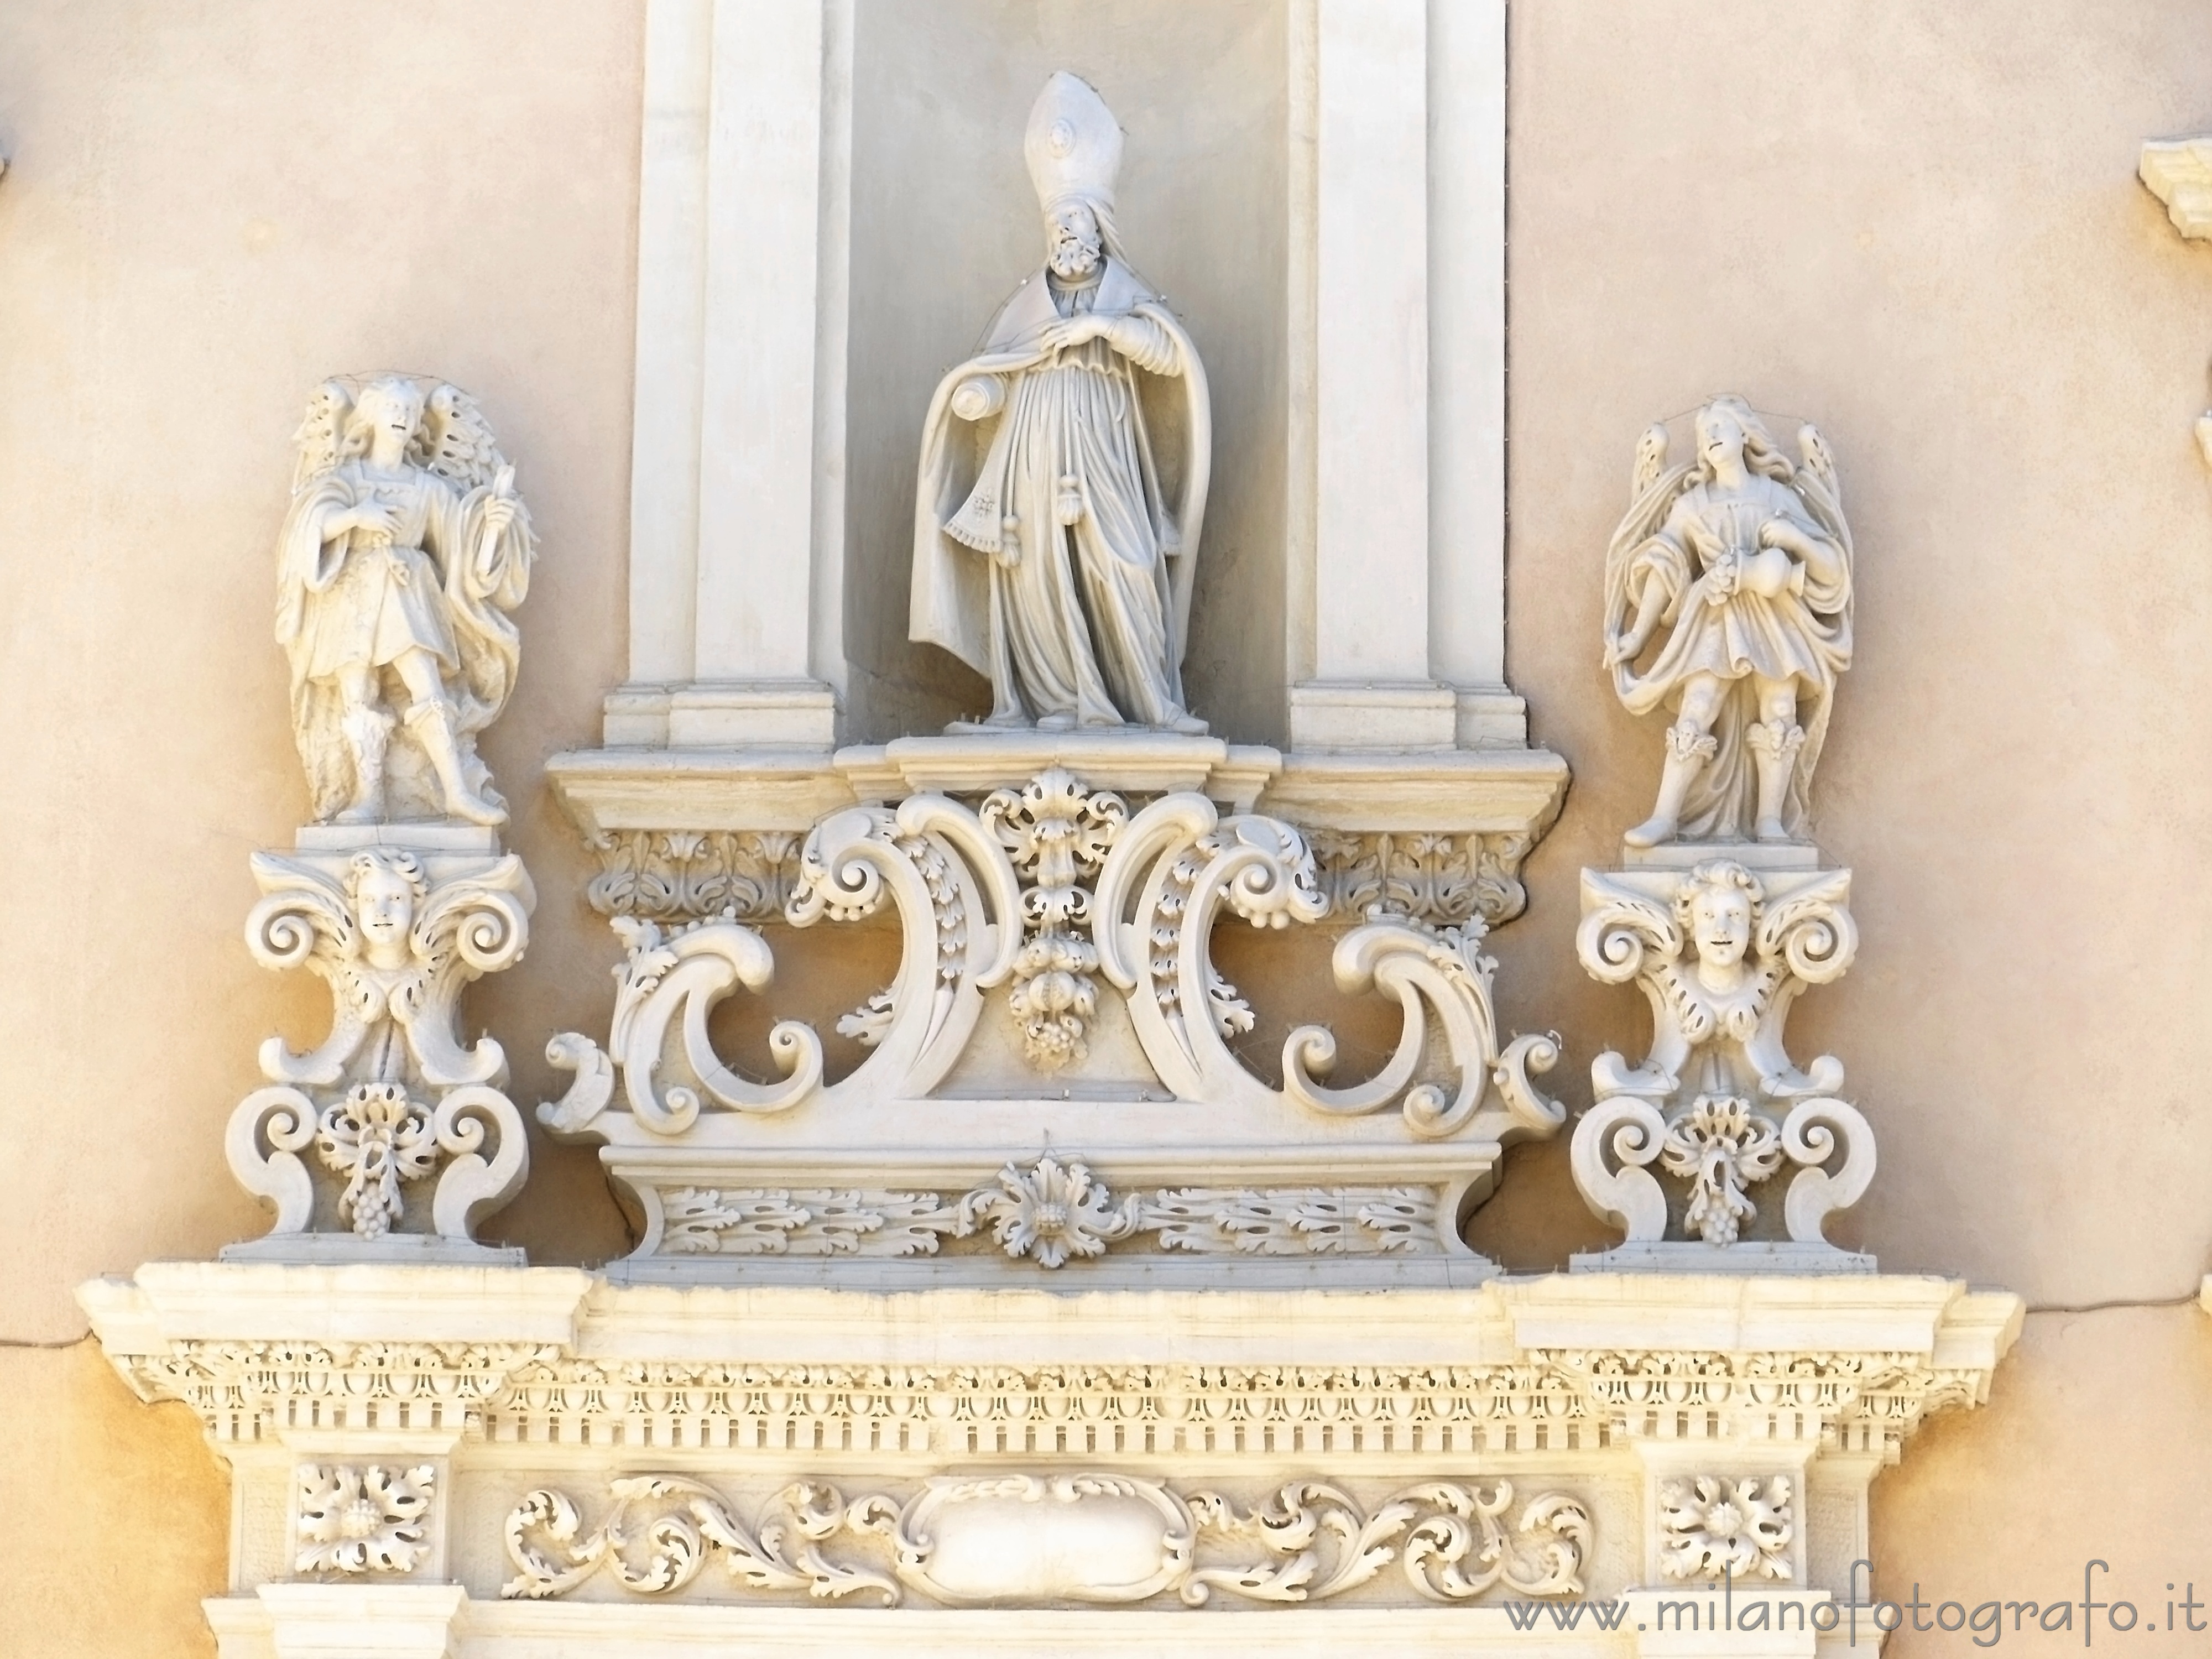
1657,1474,1793,1582
296,1463,436,1575
224,845,534,1256
1569,862,1875,1256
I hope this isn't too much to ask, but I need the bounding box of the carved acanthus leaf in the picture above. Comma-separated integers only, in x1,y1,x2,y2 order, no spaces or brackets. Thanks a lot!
503,1474,1589,1609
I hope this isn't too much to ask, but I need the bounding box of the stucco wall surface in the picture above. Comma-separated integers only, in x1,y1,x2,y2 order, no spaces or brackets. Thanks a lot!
0,1,2208,1655
0,0,644,1355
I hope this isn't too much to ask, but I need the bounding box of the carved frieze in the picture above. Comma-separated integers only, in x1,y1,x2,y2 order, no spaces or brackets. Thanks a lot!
503,1473,1589,1609
654,1162,1441,1262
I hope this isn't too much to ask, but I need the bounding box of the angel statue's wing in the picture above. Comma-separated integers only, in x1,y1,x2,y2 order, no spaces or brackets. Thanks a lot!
290,381,353,494
1630,423,1670,500
1796,423,1840,508
411,383,509,491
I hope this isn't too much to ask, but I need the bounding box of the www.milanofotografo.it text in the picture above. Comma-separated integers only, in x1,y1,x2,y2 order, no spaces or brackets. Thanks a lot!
1499,1562,2211,1646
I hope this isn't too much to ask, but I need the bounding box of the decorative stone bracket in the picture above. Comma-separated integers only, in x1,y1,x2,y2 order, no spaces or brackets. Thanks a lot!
1570,859,1876,1270
537,751,1564,1273
222,833,535,1262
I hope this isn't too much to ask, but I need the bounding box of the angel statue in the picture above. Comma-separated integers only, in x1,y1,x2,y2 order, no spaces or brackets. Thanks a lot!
276,375,536,826
910,71,1210,734
1603,397,1853,847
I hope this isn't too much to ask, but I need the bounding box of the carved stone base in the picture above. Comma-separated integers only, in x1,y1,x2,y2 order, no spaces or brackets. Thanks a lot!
85,1261,2021,1658
1571,1241,1876,1276
549,732,1569,927
220,1232,524,1266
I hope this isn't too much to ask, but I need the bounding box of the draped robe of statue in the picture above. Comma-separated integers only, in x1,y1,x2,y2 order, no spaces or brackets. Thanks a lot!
275,458,532,820
1605,463,1853,839
911,254,1210,729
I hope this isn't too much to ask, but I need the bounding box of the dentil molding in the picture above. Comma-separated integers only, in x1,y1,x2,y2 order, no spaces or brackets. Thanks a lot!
84,1261,2020,1657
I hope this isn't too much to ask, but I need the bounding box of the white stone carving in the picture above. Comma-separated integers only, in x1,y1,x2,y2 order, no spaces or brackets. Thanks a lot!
314,1083,440,1239
540,765,1562,1270
654,1174,1440,1261
584,830,802,920
296,1464,435,1576
1657,1474,1793,1583
1309,828,1541,926
2138,140,2212,468
86,1259,2022,1646
2142,138,2212,239
911,74,1209,734
278,376,535,827
982,768,1126,1067
1604,398,1852,847
956,1156,1136,1266
1571,860,1875,1257
502,1472,1587,1609
226,843,533,1257
503,1478,896,1604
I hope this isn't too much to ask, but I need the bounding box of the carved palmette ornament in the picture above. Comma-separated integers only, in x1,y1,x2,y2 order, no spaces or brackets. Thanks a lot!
1569,862,1874,1250
503,1473,1589,1609
541,771,1562,1147
225,848,533,1252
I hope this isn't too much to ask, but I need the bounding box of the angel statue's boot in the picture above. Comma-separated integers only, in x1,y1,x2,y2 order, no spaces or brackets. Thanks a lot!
405,698,507,827
1623,720,1717,849
335,704,395,825
1746,719,1806,843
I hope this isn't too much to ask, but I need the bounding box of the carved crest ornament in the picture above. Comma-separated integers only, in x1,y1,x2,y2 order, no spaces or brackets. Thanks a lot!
75,69,2024,1659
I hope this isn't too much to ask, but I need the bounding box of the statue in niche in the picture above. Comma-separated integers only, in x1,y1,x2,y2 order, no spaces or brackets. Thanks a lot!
1602,397,1853,847
910,72,1211,734
278,375,536,826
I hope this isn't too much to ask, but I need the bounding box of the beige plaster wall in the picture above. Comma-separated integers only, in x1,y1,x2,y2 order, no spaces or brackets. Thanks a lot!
1493,0,2212,1302
4,0,2212,1651
843,0,1289,742
0,0,645,1344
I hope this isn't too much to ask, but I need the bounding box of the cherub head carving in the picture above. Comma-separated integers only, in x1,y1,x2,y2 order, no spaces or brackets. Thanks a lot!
346,849,429,972
1674,860,1762,981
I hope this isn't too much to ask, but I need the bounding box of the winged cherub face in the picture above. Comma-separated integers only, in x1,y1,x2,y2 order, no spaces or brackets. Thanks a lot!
352,862,418,971
1688,887,1754,971
1047,202,1102,280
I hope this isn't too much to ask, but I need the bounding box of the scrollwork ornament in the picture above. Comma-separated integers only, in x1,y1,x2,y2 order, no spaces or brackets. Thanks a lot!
1573,859,1872,1251
226,846,534,1254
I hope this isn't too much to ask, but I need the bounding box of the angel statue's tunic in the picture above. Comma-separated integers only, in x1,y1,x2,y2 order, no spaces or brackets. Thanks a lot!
1604,398,1853,847
276,377,534,827
911,71,1209,733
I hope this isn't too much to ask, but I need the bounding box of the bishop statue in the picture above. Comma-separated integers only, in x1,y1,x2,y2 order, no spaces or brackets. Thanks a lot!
910,72,1211,733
